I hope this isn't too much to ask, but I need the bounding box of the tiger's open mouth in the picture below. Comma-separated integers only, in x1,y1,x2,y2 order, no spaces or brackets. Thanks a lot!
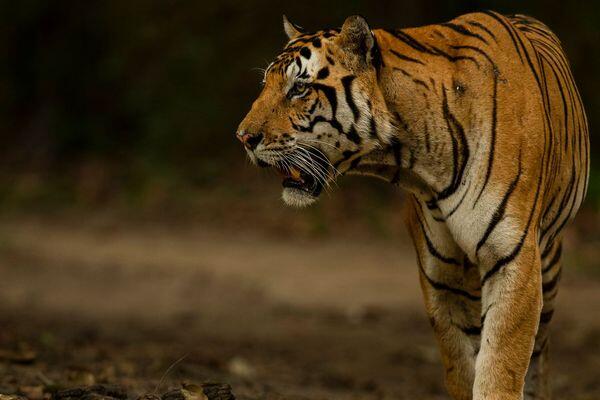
276,164,323,197
257,147,329,199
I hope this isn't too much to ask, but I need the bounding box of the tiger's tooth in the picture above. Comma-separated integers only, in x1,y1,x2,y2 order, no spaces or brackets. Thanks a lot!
290,167,302,180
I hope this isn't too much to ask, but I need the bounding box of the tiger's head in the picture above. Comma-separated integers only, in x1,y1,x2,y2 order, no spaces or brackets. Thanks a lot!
236,16,394,207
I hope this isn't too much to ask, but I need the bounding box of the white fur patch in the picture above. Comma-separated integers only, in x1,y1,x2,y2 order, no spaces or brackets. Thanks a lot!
281,188,318,208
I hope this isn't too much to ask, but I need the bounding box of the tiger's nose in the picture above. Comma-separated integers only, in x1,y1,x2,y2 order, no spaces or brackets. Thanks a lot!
237,131,264,151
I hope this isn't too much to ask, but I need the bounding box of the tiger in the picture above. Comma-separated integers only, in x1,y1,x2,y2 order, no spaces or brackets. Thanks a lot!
236,11,589,400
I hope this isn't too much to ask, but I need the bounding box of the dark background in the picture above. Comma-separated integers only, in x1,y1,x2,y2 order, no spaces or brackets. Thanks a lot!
0,2,598,400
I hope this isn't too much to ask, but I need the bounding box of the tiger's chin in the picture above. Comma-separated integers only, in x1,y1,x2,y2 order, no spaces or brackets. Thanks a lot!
281,187,319,208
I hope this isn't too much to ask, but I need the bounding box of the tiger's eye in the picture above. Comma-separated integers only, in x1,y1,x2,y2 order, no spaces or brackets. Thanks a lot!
288,81,310,99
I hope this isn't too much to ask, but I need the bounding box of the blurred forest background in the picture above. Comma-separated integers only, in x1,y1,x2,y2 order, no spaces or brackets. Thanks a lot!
0,0,598,232
0,1,599,399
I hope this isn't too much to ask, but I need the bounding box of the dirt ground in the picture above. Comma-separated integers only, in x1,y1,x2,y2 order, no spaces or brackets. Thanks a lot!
0,216,598,399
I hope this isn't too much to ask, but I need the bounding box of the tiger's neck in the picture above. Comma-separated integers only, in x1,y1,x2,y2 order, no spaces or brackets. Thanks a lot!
346,141,434,200
346,27,480,204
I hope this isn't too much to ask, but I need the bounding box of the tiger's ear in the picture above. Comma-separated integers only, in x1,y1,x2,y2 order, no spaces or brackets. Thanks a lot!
283,15,303,39
337,15,374,67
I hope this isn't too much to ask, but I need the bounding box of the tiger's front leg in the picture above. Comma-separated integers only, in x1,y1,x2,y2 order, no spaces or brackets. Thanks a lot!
474,238,542,400
406,197,482,400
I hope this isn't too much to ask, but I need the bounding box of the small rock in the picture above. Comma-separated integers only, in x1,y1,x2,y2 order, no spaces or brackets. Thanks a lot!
192,383,235,400
162,383,236,400
0,395,27,400
227,357,255,379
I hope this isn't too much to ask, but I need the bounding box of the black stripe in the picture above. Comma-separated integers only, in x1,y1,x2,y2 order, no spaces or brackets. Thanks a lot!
390,168,401,185
531,337,548,358
346,126,361,144
480,160,543,286
428,44,480,68
341,75,359,122
312,83,337,115
481,303,494,327
476,149,522,253
445,181,471,219
481,237,524,284
540,169,575,239
416,216,461,265
389,49,425,65
350,156,362,169
540,310,554,324
542,269,561,293
540,194,558,230
540,238,556,260
388,30,479,67
482,11,524,63
542,243,562,274
441,22,489,44
437,88,470,201
316,67,329,80
392,66,412,78
387,30,433,54
307,98,319,114
369,115,378,139
371,33,384,73
466,19,498,42
299,46,311,59
413,78,429,89
293,115,342,134
473,73,498,206
334,149,360,168
458,324,481,336
451,45,497,68
393,111,409,131
426,200,438,210
390,137,402,165
416,257,480,301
